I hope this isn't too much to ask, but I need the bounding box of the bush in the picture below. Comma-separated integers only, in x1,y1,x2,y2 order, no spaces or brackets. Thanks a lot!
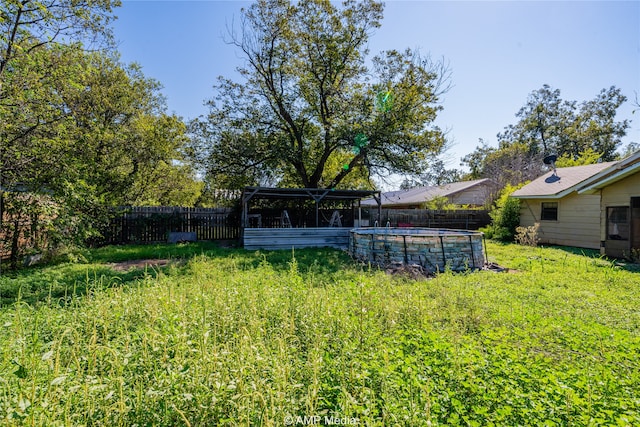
0,192,59,269
478,225,494,239
487,184,523,242
515,223,540,247
422,195,457,210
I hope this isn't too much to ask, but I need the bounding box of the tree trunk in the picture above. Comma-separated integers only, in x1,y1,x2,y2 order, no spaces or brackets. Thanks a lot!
10,217,20,270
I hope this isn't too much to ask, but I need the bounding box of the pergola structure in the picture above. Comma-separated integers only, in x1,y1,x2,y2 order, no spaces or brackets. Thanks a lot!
241,186,381,228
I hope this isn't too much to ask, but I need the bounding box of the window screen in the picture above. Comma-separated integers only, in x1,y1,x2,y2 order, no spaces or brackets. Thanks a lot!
607,206,629,241
541,202,558,221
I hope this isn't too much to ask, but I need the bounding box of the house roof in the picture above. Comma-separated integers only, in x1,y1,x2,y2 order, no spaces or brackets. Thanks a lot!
361,178,490,207
578,150,640,194
510,162,617,199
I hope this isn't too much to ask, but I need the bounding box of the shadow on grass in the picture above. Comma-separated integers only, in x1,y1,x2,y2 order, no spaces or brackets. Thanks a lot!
546,245,601,258
88,240,228,263
0,241,356,306
488,240,640,273
0,241,230,307
0,262,165,307
91,241,355,275
546,244,640,272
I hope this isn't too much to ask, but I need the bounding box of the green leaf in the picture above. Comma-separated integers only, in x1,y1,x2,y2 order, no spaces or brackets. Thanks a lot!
12,362,28,379
50,376,66,386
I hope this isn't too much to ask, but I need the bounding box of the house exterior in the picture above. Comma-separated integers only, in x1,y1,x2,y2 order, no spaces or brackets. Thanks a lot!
510,162,615,249
577,151,640,258
361,179,492,209
511,151,640,257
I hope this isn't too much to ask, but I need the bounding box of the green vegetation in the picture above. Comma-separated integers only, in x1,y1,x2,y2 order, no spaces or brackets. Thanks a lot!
1,242,639,425
481,185,523,242
421,195,457,211
1,1,201,266
190,0,450,190
462,85,631,193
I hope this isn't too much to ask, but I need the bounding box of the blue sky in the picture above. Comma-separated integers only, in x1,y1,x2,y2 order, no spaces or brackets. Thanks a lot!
113,0,640,182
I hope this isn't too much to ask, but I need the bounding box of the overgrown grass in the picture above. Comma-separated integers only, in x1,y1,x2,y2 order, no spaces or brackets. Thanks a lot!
0,242,639,425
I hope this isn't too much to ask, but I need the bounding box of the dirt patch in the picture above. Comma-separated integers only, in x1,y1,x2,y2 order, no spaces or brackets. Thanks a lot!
108,259,173,272
383,261,517,278
385,262,433,279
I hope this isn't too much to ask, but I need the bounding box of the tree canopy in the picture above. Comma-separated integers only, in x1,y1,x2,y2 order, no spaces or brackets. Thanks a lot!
462,85,631,193
190,0,450,190
497,85,628,162
1,0,201,266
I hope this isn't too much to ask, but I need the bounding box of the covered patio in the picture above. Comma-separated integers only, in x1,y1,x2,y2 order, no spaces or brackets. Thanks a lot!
241,187,381,250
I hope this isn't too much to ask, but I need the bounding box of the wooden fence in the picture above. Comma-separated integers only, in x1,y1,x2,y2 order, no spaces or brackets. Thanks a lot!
376,209,491,230
100,206,491,246
101,207,240,245
245,208,355,228
244,208,490,230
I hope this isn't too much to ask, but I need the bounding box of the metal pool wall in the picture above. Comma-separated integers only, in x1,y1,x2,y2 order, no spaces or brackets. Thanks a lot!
349,228,486,273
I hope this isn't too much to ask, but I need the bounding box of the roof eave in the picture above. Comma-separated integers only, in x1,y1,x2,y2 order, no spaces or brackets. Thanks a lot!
511,194,563,200
577,162,640,195
512,185,580,199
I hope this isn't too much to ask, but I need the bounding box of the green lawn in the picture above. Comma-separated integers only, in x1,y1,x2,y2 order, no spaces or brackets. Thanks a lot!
0,242,639,426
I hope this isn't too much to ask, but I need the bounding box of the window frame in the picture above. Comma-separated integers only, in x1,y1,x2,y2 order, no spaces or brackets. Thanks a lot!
540,202,558,221
606,206,630,241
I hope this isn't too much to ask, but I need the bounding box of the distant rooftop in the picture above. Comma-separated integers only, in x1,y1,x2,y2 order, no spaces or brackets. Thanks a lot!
361,179,490,207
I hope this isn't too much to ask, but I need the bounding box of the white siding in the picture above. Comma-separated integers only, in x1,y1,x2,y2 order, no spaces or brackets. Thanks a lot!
518,193,601,249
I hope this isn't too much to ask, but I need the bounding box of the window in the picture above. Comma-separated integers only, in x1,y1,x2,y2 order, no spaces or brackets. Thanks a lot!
540,202,558,221
607,207,629,241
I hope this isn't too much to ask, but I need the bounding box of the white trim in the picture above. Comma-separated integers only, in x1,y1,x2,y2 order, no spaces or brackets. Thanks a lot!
512,185,580,199
578,162,640,195
512,194,561,200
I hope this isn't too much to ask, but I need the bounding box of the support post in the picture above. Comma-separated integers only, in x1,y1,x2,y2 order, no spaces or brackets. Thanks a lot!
468,234,476,269
439,235,446,271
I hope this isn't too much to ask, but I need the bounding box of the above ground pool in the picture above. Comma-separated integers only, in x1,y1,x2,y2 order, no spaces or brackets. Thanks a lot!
349,227,486,273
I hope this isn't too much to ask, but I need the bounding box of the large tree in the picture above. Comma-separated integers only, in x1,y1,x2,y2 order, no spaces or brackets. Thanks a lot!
1,43,200,265
1,42,194,206
462,85,631,197
497,84,629,161
190,0,450,190
61,53,194,206
0,0,119,78
1,0,197,206
1,1,119,266
1,0,120,192
1,1,201,265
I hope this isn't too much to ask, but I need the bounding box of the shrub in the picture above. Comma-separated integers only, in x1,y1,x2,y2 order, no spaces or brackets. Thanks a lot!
515,223,539,247
487,185,522,242
0,192,59,269
421,195,457,210
478,225,494,239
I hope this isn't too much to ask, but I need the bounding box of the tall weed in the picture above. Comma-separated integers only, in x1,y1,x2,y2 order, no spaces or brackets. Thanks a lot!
0,242,638,425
